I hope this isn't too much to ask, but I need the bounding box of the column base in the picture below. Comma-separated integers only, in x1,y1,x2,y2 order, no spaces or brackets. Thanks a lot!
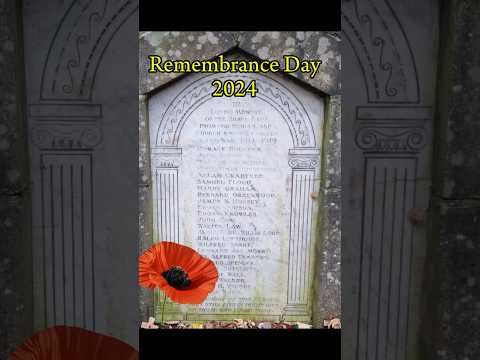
283,303,309,315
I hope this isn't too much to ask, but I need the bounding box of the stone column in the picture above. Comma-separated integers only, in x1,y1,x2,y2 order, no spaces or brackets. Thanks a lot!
151,147,182,244
284,148,321,317
150,147,184,320
30,104,102,332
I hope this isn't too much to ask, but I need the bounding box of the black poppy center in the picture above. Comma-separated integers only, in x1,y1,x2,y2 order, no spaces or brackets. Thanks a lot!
162,266,191,290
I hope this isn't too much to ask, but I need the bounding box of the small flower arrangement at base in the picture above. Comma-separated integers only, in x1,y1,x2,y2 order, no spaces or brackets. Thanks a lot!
140,318,314,329
155,320,313,329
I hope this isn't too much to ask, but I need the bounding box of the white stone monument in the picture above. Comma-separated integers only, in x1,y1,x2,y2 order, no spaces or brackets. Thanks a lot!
148,68,324,322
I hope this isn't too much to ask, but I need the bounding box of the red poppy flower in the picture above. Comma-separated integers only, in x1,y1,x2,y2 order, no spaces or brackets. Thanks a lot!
8,326,138,360
138,242,218,304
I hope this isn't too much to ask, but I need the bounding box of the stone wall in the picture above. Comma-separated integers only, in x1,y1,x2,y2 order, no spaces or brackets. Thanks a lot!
313,95,341,324
426,1,480,359
0,1,32,358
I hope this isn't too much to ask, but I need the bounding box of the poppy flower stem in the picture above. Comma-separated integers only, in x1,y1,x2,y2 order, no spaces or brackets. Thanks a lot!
161,291,167,326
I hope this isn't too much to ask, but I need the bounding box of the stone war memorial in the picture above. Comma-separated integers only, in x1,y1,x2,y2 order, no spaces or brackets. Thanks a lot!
138,32,341,327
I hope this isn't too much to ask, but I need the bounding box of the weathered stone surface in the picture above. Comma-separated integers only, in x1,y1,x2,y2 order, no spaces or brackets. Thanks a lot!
0,1,32,358
324,96,341,190
238,31,341,95
428,1,480,359
0,1,26,196
433,201,480,360
139,31,237,94
0,196,28,358
436,0,480,199
313,189,341,324
139,94,154,321
313,95,341,325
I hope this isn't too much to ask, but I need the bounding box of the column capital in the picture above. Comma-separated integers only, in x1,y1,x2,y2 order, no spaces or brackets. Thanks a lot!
151,146,182,168
288,148,321,169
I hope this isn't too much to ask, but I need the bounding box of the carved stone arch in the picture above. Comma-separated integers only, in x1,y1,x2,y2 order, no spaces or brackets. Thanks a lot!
154,72,318,148
31,0,138,151
39,0,138,101
342,0,420,104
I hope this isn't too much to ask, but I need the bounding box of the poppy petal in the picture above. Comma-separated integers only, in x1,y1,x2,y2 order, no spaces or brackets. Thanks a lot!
8,326,138,360
138,242,219,304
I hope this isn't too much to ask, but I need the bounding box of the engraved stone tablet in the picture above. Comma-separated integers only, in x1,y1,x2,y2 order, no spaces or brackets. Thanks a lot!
148,68,324,322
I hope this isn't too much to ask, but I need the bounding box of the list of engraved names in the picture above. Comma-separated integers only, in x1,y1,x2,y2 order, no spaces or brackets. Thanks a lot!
180,97,292,316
